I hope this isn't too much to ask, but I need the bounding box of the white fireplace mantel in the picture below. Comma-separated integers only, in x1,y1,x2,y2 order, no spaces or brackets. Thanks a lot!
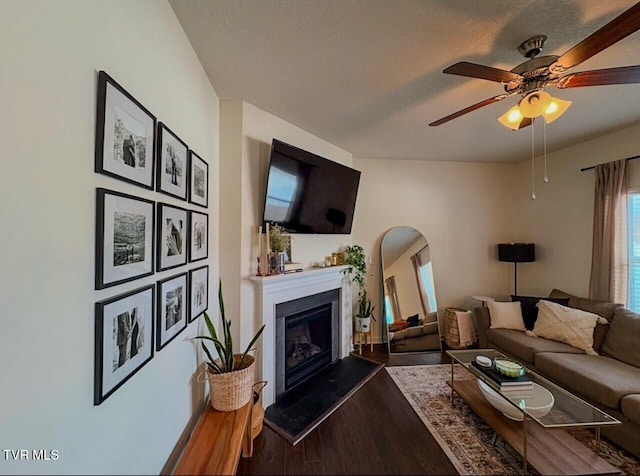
250,266,353,406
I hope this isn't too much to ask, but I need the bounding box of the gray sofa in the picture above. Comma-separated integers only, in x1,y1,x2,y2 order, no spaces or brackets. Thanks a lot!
475,289,640,458
390,320,440,352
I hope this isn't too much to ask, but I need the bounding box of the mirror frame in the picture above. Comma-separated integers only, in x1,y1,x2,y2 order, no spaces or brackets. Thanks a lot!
380,226,442,354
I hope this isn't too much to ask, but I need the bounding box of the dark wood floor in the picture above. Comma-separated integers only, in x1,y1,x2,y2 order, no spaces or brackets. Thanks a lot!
237,346,458,476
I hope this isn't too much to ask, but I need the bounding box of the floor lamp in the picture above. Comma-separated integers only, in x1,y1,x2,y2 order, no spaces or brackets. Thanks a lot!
498,243,536,296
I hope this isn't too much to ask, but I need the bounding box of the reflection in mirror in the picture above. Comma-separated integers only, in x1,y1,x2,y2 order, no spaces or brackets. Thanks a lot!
381,226,442,354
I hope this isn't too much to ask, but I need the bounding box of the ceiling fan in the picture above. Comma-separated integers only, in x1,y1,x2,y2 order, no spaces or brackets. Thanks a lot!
429,2,640,129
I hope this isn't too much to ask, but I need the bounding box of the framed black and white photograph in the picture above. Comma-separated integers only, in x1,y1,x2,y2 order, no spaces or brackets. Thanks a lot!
283,235,292,263
157,203,188,271
189,151,208,208
96,188,155,289
156,123,188,200
95,71,156,190
157,273,188,350
189,265,208,322
189,211,208,262
94,284,154,405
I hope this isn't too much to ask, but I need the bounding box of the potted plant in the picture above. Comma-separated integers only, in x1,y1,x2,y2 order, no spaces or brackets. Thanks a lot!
195,281,265,411
344,245,376,332
268,223,287,274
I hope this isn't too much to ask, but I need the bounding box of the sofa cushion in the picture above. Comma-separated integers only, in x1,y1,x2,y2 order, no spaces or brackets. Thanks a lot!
511,295,571,330
602,307,640,368
393,325,424,340
548,288,623,351
535,353,640,410
423,321,439,335
528,300,607,355
621,394,640,426
487,328,584,364
487,301,525,331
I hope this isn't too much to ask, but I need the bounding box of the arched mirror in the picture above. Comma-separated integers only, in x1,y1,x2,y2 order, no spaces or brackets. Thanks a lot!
381,226,442,354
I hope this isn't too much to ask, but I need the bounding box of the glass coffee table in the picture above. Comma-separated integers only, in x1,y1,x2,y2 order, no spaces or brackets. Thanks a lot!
447,349,621,475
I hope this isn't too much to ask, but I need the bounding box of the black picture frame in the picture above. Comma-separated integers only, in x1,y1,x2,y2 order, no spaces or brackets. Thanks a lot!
94,284,155,405
157,203,188,271
189,211,209,263
156,122,188,200
189,265,209,322
157,272,188,350
96,188,155,290
188,151,209,208
95,71,156,190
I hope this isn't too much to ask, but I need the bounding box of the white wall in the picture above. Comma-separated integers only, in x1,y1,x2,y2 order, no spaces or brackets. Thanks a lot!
513,122,640,298
352,158,519,341
219,101,353,378
0,1,219,474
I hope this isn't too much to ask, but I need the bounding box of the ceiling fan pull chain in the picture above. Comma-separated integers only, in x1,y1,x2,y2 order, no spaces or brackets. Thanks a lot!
531,119,536,200
543,121,549,183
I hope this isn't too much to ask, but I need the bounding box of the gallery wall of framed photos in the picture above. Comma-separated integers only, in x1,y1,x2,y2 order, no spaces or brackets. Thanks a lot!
94,70,211,405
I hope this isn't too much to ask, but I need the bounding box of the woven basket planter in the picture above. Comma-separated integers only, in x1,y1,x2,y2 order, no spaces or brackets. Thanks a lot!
206,355,255,412
444,307,470,350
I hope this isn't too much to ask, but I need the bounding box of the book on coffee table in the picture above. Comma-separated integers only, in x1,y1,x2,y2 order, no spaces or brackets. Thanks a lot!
471,361,532,389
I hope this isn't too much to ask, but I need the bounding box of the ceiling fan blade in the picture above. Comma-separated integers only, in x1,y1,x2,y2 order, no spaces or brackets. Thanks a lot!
557,65,640,88
429,94,511,126
516,117,534,130
554,2,640,71
443,61,522,83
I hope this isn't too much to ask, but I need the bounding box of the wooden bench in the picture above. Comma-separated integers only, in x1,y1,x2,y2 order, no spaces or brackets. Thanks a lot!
173,401,253,475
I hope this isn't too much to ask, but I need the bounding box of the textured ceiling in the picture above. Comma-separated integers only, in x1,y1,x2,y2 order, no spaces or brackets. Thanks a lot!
170,0,640,163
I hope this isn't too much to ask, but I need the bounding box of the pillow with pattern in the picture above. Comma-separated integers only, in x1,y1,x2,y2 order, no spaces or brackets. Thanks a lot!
527,300,607,355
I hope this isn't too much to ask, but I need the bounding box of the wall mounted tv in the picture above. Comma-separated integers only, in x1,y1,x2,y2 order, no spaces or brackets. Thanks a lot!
262,139,361,234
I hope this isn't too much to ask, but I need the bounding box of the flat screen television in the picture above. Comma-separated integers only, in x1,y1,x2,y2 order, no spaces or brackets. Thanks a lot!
262,139,361,234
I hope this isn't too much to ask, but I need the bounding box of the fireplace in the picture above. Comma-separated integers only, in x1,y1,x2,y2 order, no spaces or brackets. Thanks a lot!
275,289,340,400
250,265,353,406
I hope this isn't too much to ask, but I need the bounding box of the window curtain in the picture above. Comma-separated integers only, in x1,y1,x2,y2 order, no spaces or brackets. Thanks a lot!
589,159,628,304
411,246,431,315
385,276,401,322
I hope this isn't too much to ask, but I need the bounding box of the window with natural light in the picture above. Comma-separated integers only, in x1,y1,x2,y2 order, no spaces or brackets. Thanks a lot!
419,261,437,312
628,192,640,312
384,295,394,324
264,167,299,222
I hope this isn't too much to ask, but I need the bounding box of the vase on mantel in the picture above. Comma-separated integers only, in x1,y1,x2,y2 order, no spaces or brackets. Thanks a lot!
269,252,285,275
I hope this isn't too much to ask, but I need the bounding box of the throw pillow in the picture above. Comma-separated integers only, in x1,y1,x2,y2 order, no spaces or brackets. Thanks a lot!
547,288,623,351
602,307,640,368
406,314,420,327
527,300,608,355
511,295,571,330
487,301,526,331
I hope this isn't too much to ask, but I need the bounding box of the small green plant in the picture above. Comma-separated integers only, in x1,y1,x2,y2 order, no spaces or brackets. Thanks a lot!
357,290,376,321
194,281,265,374
269,223,287,253
344,245,368,288
344,245,376,322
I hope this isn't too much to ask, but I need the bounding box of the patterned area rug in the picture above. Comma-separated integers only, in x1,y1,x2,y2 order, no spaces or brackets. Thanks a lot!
386,364,640,475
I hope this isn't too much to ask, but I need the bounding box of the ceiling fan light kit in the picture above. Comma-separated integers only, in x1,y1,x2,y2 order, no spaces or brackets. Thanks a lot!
541,97,572,124
497,106,524,130
497,91,573,130
429,1,640,129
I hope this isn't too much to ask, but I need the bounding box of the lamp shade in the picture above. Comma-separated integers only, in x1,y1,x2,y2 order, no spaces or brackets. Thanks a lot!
498,243,535,263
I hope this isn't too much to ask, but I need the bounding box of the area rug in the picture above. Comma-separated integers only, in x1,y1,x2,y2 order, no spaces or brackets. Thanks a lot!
386,364,640,475
265,356,383,446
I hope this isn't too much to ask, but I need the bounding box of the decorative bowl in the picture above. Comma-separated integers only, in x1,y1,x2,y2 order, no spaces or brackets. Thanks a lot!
494,358,525,378
478,380,554,421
